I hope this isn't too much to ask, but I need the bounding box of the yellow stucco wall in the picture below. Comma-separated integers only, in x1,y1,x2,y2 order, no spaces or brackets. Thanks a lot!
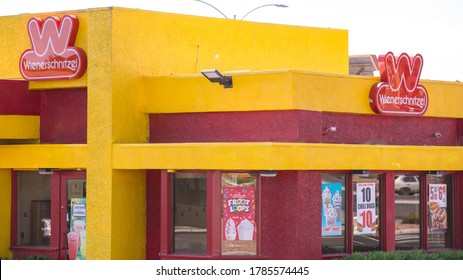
0,116,39,139
110,8,347,143
85,8,114,260
0,169,12,259
143,70,463,117
111,170,146,259
113,143,463,171
0,145,87,169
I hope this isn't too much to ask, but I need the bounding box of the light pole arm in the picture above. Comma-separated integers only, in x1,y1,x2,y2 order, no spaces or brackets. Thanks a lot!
193,0,229,19
240,4,288,20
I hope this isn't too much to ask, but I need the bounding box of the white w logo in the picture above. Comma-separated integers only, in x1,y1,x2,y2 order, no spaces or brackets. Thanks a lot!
27,15,78,56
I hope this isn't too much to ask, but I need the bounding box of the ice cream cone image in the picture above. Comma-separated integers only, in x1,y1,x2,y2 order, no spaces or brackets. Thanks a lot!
322,186,332,205
237,218,254,240
324,204,337,227
332,190,342,222
225,218,237,240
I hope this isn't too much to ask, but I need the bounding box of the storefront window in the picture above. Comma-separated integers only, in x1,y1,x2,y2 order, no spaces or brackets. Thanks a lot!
322,173,346,254
395,174,421,250
172,172,207,254
221,172,257,256
353,174,381,252
427,174,453,249
16,172,51,246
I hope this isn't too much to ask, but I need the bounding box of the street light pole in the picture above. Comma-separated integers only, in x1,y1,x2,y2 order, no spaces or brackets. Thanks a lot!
240,4,288,20
192,0,229,19
192,0,288,20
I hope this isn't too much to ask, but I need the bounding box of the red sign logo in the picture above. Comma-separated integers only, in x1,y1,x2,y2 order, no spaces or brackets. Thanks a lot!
369,52,428,116
19,15,87,80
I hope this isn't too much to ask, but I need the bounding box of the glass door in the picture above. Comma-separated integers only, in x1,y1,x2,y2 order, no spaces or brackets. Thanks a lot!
59,171,86,260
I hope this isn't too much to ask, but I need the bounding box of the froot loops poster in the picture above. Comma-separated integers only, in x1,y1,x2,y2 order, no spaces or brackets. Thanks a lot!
223,187,256,241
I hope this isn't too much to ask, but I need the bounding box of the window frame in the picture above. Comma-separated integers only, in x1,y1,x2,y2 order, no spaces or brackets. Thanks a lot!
160,170,261,259
322,171,457,258
171,171,208,255
10,171,58,255
220,172,259,256
424,173,455,252
352,173,382,253
321,172,349,257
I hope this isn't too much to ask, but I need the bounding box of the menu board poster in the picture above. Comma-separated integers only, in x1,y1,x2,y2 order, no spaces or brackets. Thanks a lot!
69,198,86,260
322,183,342,236
355,183,378,235
428,184,447,232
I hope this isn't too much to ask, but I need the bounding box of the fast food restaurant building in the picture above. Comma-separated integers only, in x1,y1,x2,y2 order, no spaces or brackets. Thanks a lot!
0,7,462,260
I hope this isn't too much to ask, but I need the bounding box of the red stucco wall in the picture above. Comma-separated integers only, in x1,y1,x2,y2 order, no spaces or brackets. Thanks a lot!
40,88,87,144
146,170,162,260
150,111,458,146
0,80,40,115
260,171,322,259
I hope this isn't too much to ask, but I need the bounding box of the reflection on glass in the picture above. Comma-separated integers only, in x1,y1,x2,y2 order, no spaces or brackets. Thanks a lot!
322,173,346,254
353,174,381,252
172,172,207,254
17,172,51,246
427,174,453,249
221,173,257,256
395,174,421,250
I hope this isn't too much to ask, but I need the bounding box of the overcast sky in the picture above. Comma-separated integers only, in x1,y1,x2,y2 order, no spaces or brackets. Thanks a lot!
1,0,462,81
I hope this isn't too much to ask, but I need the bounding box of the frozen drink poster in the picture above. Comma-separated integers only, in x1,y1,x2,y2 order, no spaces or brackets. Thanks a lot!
322,183,342,236
69,198,86,260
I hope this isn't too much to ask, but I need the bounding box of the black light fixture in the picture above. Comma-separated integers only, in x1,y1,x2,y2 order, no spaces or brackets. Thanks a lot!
428,171,443,176
201,69,233,88
260,170,278,177
352,170,370,177
38,168,54,175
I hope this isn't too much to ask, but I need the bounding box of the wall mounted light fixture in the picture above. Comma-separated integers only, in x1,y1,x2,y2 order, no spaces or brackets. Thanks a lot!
322,126,337,135
428,170,443,177
201,69,233,88
352,170,370,177
260,170,278,177
38,168,54,175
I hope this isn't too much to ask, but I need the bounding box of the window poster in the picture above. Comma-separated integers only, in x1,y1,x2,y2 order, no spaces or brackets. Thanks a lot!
221,173,257,255
428,184,447,232
356,183,377,235
223,187,256,241
69,198,86,260
322,183,342,236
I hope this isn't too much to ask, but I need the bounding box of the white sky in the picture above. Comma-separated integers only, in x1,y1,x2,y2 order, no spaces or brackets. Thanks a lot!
1,0,462,81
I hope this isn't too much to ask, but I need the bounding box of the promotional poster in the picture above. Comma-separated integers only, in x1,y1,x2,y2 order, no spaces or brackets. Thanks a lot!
69,198,87,260
321,183,342,236
221,173,257,255
355,183,377,235
428,184,447,232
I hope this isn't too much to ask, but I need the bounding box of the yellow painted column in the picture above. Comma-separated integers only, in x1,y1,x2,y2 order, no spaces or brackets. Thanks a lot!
109,9,148,259
111,170,146,259
86,8,147,259
86,9,113,260
0,169,12,259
